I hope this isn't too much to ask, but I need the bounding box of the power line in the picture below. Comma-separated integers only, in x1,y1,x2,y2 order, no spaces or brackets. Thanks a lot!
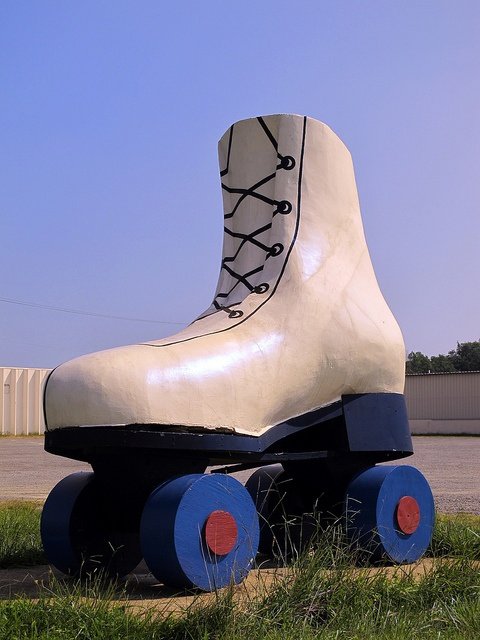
0,296,185,325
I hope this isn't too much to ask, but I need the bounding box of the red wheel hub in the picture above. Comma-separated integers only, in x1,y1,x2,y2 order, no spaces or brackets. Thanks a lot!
204,510,238,556
395,496,421,534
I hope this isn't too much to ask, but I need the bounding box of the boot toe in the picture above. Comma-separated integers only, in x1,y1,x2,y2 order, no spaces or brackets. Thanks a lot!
45,347,152,429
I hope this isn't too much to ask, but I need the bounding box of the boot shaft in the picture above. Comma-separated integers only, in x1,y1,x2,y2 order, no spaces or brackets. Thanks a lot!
205,114,376,320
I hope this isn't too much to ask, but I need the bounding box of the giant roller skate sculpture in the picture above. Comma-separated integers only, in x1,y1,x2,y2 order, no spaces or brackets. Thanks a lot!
41,115,435,590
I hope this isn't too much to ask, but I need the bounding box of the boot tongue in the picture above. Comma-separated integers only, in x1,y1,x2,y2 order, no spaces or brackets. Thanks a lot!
205,115,305,321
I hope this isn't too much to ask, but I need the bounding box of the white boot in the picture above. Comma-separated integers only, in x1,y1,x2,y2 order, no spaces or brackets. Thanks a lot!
45,114,405,436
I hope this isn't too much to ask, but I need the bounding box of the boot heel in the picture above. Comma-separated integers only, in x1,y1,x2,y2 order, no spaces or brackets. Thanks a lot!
342,392,412,456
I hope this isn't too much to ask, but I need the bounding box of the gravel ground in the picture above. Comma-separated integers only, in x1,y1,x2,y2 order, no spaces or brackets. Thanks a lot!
0,435,479,513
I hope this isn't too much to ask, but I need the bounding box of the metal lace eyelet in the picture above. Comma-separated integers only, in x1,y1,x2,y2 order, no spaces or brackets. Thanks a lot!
253,283,269,294
276,200,292,215
268,243,284,257
279,155,295,170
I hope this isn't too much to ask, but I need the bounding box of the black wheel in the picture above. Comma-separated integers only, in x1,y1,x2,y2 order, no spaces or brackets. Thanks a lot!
246,465,319,559
245,464,284,555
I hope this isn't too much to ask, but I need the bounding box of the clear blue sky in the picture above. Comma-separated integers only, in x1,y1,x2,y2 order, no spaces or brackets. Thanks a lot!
1,1,479,369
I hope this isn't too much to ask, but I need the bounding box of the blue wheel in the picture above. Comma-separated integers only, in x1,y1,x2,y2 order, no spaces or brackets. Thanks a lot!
41,472,142,577
345,465,435,563
140,473,260,591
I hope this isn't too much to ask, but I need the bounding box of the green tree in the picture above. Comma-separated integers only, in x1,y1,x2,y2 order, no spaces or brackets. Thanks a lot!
406,340,480,373
430,354,456,373
449,340,480,372
406,351,431,374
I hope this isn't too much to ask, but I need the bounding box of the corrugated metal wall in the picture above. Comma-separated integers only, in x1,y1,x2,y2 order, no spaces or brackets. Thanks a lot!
405,372,480,434
1,367,50,435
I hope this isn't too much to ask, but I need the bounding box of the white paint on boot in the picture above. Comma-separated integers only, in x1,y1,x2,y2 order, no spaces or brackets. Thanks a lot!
45,115,405,436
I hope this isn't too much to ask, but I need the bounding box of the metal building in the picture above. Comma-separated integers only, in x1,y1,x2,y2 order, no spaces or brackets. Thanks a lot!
1,367,50,435
405,371,480,435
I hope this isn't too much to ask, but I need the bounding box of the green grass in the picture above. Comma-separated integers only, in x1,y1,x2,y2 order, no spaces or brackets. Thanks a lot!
430,513,480,560
0,542,478,639
252,553,479,639
0,501,46,568
0,504,478,639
